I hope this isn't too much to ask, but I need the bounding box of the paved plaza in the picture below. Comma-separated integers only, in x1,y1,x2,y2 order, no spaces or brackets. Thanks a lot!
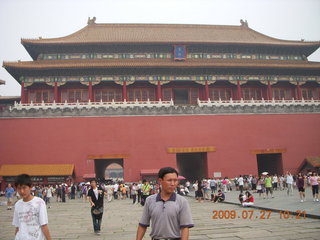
1,189,320,240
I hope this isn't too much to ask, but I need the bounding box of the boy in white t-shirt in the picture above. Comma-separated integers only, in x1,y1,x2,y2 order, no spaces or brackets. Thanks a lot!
13,174,51,240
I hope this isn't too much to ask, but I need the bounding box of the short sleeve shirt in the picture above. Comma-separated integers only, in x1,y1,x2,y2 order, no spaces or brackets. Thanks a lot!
13,197,48,240
264,177,272,188
237,177,244,186
5,187,14,198
139,193,194,239
310,176,319,186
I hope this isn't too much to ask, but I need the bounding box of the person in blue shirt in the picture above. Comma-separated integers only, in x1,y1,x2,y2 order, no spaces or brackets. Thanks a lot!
5,183,15,210
213,190,225,203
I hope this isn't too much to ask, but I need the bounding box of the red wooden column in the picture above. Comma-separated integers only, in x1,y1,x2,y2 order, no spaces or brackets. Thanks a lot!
296,82,302,100
88,81,93,102
54,82,59,103
267,81,273,100
237,80,242,100
157,80,162,101
122,81,127,101
20,82,25,103
205,80,209,100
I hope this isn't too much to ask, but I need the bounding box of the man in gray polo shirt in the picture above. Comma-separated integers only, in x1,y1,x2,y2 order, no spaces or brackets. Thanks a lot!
136,167,194,240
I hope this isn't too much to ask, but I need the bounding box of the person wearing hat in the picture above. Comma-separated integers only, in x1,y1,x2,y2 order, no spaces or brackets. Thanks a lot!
136,167,194,240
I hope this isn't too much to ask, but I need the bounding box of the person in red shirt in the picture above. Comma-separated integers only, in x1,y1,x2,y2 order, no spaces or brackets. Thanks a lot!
242,191,254,207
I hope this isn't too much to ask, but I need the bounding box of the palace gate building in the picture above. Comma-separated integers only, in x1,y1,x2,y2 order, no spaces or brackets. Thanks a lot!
1,19,320,187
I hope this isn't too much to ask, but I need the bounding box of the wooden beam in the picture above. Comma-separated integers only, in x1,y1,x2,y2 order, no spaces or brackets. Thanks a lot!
167,146,216,154
251,148,287,154
87,154,129,159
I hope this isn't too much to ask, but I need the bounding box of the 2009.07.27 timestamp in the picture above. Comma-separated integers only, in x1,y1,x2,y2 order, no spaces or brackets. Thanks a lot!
212,210,306,220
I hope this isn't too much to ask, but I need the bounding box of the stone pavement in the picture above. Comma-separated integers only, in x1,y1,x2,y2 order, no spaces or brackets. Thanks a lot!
0,194,320,240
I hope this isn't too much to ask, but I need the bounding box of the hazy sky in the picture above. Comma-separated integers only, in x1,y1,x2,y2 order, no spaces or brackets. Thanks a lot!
0,0,319,96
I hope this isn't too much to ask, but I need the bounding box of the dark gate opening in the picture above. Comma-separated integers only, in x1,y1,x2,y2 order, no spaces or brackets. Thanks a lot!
95,159,123,181
176,153,207,181
256,153,283,175
173,89,189,104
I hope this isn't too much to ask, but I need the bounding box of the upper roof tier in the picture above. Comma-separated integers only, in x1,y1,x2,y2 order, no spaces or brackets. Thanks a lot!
21,21,320,59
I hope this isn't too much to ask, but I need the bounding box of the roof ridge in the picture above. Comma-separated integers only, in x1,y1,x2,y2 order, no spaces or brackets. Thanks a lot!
91,22,242,29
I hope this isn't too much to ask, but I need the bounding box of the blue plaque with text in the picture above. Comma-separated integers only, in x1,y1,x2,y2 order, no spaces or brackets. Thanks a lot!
174,45,186,60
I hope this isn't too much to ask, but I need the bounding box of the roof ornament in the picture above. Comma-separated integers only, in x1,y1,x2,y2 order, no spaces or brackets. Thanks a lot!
87,17,96,25
240,19,248,27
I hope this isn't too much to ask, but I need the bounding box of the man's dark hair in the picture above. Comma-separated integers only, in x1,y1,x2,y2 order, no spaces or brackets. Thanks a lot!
15,174,32,187
90,179,97,183
158,167,179,179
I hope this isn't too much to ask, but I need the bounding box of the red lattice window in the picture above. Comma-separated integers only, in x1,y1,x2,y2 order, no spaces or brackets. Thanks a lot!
241,88,262,100
301,88,319,100
272,88,292,100
162,88,173,101
95,89,122,102
189,88,199,104
128,88,155,101
29,89,54,103
209,88,232,100
61,89,88,102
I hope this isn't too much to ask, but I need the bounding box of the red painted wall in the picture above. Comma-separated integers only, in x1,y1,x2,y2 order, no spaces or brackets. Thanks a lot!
1,114,320,183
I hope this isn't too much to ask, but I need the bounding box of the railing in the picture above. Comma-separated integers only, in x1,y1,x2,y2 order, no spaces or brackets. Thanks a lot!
10,99,174,111
8,98,320,112
197,98,320,107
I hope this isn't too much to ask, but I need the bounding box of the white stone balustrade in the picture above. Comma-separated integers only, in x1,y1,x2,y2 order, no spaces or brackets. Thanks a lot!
10,99,174,111
8,98,320,112
197,98,320,107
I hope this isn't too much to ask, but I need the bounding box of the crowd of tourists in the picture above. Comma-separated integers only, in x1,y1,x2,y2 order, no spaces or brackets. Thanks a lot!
1,170,319,240
2,171,319,213
191,171,319,204
3,171,319,213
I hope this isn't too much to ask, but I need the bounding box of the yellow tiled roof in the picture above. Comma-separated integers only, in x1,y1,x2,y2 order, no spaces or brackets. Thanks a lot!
305,157,320,168
21,23,320,47
0,164,74,176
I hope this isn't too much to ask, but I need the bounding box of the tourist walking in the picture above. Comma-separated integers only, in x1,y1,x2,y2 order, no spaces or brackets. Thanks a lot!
196,180,204,203
237,175,244,193
13,174,51,240
46,185,53,208
131,183,138,204
286,172,294,196
136,167,194,240
87,179,106,235
272,174,278,190
296,173,306,202
279,175,285,190
256,177,265,198
264,174,273,198
251,176,257,192
140,179,151,206
70,184,76,199
105,184,114,202
5,183,15,210
309,172,319,201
